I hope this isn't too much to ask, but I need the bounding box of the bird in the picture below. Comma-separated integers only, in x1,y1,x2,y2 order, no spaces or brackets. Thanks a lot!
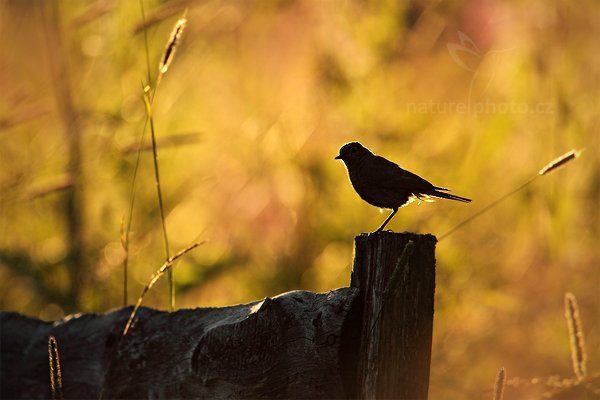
335,142,471,232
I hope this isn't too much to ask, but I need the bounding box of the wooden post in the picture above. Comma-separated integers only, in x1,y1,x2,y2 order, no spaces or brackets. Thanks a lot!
350,231,437,399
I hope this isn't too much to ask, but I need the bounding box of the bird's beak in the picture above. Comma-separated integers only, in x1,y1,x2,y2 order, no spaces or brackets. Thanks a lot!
334,155,341,160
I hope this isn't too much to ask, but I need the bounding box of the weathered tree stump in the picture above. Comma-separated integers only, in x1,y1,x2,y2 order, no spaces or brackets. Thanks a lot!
0,232,437,399
351,232,437,399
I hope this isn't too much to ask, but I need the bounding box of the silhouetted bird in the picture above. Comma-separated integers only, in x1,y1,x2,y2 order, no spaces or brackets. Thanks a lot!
335,142,471,232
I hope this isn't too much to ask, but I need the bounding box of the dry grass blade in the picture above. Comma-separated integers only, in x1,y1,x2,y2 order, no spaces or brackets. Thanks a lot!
0,102,51,132
122,241,205,336
539,149,583,176
48,335,63,400
142,85,154,116
493,367,506,400
440,148,584,241
564,292,587,381
120,216,128,306
120,85,151,308
70,0,116,28
383,240,415,301
158,17,187,76
119,132,202,154
132,0,188,34
27,175,73,200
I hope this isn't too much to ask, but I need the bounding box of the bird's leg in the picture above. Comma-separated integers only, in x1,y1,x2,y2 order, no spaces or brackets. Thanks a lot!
375,207,398,233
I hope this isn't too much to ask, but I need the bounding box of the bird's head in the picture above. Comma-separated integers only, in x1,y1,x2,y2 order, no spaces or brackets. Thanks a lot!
335,142,372,165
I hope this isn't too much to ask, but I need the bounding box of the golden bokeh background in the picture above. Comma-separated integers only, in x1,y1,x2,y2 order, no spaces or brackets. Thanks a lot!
1,0,598,398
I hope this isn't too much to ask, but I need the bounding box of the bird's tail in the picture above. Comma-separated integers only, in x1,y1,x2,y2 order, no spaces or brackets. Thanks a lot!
421,188,471,203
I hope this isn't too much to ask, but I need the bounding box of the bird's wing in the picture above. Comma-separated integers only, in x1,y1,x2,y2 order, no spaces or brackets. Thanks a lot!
367,156,436,191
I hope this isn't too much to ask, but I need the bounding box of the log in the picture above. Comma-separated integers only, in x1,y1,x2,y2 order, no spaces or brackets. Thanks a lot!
350,231,437,399
0,288,359,399
0,232,437,399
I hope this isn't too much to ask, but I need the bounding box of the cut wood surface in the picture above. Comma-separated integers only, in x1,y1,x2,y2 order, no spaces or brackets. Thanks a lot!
0,288,359,399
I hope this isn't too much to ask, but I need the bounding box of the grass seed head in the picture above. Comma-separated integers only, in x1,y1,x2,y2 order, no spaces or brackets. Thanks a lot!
158,18,187,75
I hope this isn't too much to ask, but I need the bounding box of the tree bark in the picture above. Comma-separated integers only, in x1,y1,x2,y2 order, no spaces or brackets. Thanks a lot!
350,231,437,399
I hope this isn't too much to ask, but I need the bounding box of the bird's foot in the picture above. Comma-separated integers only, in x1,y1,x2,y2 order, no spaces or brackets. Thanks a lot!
373,228,393,234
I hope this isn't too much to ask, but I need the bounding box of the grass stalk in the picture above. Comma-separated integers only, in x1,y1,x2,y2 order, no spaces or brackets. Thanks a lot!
125,1,187,311
120,218,128,306
148,13,187,311
142,88,173,309
439,148,583,240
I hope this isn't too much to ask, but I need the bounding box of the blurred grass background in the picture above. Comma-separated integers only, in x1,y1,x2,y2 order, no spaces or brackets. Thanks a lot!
0,0,598,398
